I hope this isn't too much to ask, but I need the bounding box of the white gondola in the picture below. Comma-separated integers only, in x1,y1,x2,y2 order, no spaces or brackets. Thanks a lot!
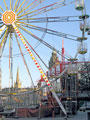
78,42,87,54
80,21,89,31
88,29,90,35
75,0,84,11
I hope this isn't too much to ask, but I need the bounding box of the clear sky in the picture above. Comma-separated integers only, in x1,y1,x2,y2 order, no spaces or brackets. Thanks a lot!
0,0,90,88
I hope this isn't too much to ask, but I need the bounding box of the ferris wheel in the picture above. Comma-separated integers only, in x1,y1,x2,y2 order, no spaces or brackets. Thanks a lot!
0,0,89,116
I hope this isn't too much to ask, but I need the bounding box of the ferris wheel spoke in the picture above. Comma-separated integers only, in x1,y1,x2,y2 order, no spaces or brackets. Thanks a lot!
13,0,19,11
0,6,4,12
18,31,49,69
15,0,26,13
19,1,74,18
0,28,8,56
21,0,30,9
12,0,13,10
0,25,6,35
3,0,8,10
19,21,79,42
17,0,45,16
0,36,8,57
0,25,4,28
10,0,13,10
28,5,65,18
12,23,67,116
15,0,20,12
10,0,11,10
18,16,82,23
0,30,6,40
15,33,34,88
17,25,70,60
16,0,30,14
18,0,65,18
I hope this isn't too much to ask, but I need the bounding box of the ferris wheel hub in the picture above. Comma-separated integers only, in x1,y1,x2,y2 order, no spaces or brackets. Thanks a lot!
2,10,17,25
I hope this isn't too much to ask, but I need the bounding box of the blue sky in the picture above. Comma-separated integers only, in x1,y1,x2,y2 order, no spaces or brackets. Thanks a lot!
0,0,90,88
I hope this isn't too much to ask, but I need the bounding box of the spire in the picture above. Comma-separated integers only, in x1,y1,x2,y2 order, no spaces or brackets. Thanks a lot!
16,66,19,83
14,66,21,88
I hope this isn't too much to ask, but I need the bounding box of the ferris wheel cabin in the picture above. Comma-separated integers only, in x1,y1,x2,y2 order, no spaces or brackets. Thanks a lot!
75,0,84,11
80,21,90,32
78,42,87,54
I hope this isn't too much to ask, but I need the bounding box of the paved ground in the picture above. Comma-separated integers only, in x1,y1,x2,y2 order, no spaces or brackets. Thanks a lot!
2,111,89,120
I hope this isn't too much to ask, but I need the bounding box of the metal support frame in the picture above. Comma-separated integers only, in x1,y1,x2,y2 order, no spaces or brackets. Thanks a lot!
9,33,13,89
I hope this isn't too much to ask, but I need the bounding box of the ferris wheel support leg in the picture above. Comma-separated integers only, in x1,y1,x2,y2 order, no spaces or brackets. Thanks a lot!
12,23,67,116
50,87,67,116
